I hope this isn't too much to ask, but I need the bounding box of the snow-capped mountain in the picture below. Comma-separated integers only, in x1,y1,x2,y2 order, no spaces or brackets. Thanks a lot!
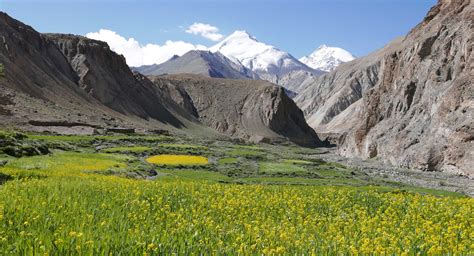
299,45,355,72
210,31,307,74
210,31,323,93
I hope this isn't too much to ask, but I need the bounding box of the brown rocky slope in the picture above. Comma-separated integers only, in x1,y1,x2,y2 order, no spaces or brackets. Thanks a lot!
150,74,323,146
0,12,190,132
295,0,473,175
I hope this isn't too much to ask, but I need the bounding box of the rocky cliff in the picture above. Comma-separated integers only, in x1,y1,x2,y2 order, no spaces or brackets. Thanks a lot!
150,74,323,146
296,0,473,175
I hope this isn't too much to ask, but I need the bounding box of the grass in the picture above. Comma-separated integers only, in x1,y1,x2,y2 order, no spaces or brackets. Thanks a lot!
3,132,464,195
236,176,328,185
232,145,263,151
28,134,97,143
158,143,207,149
282,159,313,165
234,177,371,187
101,146,152,153
157,169,231,182
320,161,347,169
227,149,266,159
313,167,350,178
218,157,238,165
0,152,128,179
259,162,308,175
146,154,209,166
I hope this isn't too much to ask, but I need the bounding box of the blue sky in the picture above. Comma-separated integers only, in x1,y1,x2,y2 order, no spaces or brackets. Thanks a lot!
1,0,436,64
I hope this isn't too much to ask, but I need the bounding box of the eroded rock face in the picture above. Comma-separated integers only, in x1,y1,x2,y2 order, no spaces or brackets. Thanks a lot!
150,74,323,146
296,0,473,175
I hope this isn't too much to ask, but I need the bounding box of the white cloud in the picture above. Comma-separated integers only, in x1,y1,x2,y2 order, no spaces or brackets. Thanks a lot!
185,22,224,41
85,29,206,67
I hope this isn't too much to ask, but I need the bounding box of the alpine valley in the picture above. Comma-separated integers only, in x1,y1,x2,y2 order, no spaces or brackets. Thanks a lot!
0,1,473,254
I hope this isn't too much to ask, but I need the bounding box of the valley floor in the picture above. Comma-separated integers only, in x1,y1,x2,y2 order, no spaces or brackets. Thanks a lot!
0,131,472,254
317,148,474,197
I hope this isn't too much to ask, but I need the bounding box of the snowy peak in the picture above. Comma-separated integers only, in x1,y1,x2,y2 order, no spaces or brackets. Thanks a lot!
210,30,312,75
210,30,260,50
210,30,274,70
317,44,329,50
300,45,355,72
209,30,324,94
223,30,257,41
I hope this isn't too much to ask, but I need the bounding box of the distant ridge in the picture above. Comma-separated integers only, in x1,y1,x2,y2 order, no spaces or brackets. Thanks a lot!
133,50,257,79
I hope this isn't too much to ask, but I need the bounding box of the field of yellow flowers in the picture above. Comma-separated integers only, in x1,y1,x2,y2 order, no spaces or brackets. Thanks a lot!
0,176,472,254
146,154,209,166
0,134,472,254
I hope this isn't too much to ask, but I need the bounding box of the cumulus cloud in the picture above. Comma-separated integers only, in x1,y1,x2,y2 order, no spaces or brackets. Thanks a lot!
85,29,206,67
185,22,224,41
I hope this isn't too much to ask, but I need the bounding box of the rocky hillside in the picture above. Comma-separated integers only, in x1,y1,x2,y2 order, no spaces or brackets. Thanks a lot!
0,10,192,133
45,33,189,126
0,12,321,146
0,12,118,132
296,0,473,175
134,50,257,79
150,74,323,146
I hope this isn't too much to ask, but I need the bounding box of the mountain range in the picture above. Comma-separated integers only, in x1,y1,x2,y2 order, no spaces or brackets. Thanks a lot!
134,30,354,95
208,31,324,92
0,0,472,176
